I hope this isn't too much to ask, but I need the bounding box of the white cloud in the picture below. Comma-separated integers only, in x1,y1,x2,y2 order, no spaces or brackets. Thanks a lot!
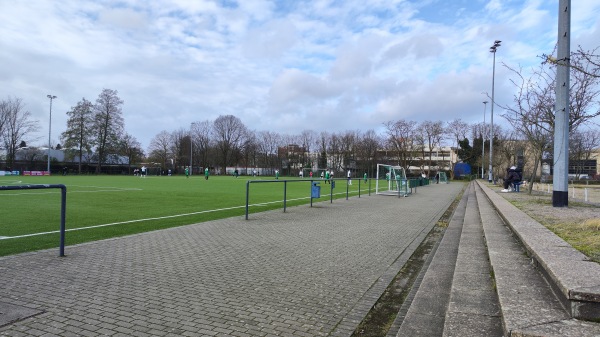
1,0,599,151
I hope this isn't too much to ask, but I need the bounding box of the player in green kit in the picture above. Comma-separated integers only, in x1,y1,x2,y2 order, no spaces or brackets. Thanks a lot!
204,167,209,180
325,170,330,184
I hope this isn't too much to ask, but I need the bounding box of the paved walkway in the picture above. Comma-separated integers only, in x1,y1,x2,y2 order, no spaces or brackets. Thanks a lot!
0,183,464,337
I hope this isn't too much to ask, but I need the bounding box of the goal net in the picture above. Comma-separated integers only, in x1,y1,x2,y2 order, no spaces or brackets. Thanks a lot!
376,164,409,196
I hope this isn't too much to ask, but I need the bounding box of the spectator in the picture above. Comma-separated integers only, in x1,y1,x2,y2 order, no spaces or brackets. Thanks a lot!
501,166,521,192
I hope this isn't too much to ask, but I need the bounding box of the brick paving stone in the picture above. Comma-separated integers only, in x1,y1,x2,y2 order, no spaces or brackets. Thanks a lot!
0,183,463,336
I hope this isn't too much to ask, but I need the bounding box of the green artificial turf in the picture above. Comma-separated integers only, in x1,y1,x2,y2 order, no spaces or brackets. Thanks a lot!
0,174,372,256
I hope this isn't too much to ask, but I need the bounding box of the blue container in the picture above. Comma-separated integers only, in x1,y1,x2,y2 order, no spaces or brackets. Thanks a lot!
311,182,321,198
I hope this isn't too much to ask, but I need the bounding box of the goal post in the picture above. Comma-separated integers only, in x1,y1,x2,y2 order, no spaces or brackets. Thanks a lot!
375,164,409,196
437,172,449,184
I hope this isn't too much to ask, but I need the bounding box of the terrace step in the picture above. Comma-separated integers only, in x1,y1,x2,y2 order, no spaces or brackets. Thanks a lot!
441,183,502,336
394,181,468,336
475,181,600,336
396,181,600,336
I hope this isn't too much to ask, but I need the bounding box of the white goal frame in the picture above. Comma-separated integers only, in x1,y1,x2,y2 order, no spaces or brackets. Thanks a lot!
375,164,409,196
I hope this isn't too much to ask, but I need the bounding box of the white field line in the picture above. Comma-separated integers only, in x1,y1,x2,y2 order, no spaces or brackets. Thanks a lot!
0,180,23,185
1,193,353,240
0,186,142,196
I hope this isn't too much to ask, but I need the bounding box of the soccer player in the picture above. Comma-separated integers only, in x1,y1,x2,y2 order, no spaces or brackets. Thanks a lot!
205,167,209,180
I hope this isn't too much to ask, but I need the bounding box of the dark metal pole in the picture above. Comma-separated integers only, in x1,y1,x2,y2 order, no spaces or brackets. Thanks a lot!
346,179,349,200
283,181,287,212
245,181,250,220
59,185,67,257
310,180,313,207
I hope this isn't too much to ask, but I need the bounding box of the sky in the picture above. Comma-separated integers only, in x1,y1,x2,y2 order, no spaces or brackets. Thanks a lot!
1,0,599,151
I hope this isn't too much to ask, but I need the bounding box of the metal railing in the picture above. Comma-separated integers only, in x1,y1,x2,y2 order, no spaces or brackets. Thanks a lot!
0,184,67,256
245,178,371,220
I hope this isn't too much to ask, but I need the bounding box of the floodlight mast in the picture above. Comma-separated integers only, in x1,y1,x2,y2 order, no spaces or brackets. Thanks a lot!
482,101,488,179
47,95,57,174
488,40,501,183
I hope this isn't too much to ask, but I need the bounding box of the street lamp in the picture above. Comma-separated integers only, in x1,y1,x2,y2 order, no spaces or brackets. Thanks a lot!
47,95,57,174
190,122,196,175
482,101,488,179
488,40,501,183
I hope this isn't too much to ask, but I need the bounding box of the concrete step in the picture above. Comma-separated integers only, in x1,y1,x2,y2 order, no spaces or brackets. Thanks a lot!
477,180,600,321
475,181,600,336
442,183,502,336
395,182,468,336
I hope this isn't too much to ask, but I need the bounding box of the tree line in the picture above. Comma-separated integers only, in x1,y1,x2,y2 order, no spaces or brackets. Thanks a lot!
2,47,600,183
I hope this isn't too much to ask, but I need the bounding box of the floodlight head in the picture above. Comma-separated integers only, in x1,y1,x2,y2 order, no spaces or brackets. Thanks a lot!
47,95,57,99
495,40,502,45
483,101,488,104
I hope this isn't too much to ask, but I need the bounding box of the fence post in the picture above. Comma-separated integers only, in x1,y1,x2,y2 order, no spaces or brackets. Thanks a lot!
245,181,250,220
283,180,287,212
346,179,349,200
59,185,67,257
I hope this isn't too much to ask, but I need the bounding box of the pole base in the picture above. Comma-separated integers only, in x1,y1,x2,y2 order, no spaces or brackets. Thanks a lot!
552,191,569,207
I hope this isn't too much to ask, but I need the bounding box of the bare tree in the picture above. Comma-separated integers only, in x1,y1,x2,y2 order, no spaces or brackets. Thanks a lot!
119,133,144,174
383,119,417,168
501,50,600,192
299,130,315,169
191,120,213,172
317,131,329,169
212,115,247,171
257,130,281,173
1,97,40,168
61,98,94,174
420,120,444,176
170,128,189,171
147,130,172,170
93,89,124,173
0,99,8,142
570,129,600,178
241,130,259,172
339,130,358,170
356,129,382,177
445,119,470,179
328,132,344,173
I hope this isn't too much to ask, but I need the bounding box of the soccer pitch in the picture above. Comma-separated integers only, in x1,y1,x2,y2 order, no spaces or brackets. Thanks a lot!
0,175,371,256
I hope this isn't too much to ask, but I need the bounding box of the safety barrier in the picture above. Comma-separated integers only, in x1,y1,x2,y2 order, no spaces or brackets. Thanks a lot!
0,184,67,257
245,178,371,220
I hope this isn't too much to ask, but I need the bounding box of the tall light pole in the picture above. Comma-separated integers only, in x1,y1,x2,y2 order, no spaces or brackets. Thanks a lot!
47,95,57,174
482,101,488,179
190,122,196,175
553,0,570,207
488,40,501,183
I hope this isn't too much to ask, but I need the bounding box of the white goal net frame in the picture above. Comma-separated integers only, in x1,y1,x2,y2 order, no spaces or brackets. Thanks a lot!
375,164,409,196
